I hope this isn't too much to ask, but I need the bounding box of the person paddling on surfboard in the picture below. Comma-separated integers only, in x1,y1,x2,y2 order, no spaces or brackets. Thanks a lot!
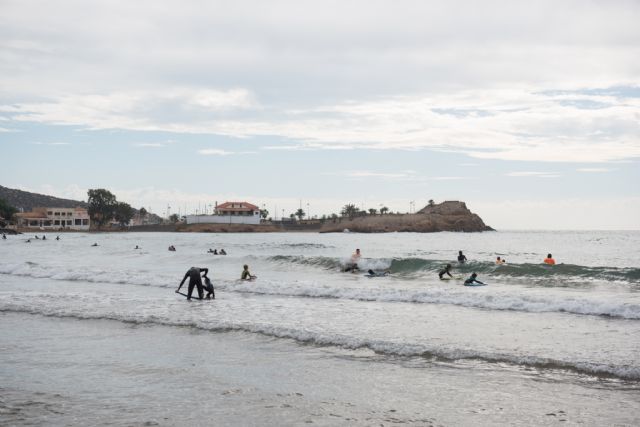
176,267,209,300
438,263,453,279
464,273,485,286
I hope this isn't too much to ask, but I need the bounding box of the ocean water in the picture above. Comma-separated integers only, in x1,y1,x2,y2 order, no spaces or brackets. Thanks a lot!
1,230,639,426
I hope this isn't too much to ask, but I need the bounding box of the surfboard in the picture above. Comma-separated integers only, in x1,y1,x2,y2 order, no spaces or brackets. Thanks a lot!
176,291,213,299
464,283,487,287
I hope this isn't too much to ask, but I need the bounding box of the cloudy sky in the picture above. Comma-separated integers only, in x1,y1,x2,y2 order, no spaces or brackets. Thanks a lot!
1,0,639,229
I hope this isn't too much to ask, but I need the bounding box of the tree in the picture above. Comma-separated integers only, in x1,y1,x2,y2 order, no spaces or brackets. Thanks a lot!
330,213,339,222
368,208,377,215
169,213,179,223
380,206,389,215
428,199,435,207
295,208,306,221
113,202,135,227
341,204,359,219
139,207,148,217
0,197,17,224
260,208,269,220
87,189,117,228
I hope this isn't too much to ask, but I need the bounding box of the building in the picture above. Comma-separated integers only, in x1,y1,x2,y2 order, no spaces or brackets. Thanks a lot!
15,207,90,230
185,201,261,225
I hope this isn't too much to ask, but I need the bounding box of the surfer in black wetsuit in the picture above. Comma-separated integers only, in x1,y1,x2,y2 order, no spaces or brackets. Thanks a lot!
176,267,209,300
464,273,485,286
457,251,467,263
438,263,453,279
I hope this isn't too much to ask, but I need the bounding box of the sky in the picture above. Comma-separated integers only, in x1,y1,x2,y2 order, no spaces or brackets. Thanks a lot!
1,0,639,229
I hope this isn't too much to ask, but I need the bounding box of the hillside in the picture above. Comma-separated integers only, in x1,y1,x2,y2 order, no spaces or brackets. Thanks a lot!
0,185,87,211
0,185,161,223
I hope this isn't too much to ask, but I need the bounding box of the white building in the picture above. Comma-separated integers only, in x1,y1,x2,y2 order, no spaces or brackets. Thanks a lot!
185,201,261,225
16,207,91,230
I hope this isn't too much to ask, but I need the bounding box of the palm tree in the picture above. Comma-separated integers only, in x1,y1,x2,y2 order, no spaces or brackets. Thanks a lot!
341,204,359,219
380,206,389,215
295,208,306,221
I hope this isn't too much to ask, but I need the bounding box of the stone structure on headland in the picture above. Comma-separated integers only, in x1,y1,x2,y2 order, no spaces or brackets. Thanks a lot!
317,201,493,233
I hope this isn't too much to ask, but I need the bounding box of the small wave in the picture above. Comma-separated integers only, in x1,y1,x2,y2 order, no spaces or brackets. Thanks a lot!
2,261,639,319
266,256,640,283
2,305,637,381
218,281,640,319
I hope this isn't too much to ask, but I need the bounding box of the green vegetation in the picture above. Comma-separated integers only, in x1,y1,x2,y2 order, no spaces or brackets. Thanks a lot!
0,197,17,225
87,189,135,228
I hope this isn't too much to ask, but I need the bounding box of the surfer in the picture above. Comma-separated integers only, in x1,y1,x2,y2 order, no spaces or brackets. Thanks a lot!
55,235,60,240
464,273,485,286
345,249,361,272
91,242,98,247
220,249,227,255
495,256,505,265
135,245,140,249
42,235,46,240
367,269,390,277
241,264,256,280
168,245,176,251
544,254,556,265
457,250,467,263
176,267,209,300
203,276,215,299
2,233,6,239
438,263,453,279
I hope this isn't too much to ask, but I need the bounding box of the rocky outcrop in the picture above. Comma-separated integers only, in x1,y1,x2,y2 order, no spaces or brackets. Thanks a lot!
320,201,493,233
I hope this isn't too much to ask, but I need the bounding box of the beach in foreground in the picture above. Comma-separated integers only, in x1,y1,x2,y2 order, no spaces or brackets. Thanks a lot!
1,231,639,426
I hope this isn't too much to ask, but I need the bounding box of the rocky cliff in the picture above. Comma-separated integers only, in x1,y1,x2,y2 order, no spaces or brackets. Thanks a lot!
320,201,493,233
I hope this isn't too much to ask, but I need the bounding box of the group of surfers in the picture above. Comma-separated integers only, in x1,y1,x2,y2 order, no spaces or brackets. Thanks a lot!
349,249,558,286
175,264,257,300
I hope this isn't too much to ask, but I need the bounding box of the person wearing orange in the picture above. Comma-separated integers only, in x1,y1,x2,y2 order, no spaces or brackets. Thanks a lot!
544,254,556,265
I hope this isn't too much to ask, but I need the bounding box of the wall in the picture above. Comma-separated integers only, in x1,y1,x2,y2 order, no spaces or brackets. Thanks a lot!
185,214,261,225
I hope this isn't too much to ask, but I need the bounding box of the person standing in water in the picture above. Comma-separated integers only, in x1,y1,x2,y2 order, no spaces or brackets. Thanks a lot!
544,254,556,265
241,264,256,280
345,248,361,272
495,256,505,265
457,251,467,263
438,264,453,279
176,267,209,300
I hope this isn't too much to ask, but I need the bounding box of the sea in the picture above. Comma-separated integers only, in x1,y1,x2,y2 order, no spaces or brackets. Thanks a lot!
1,230,639,426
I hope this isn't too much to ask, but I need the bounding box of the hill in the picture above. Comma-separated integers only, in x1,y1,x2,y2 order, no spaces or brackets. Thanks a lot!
0,185,87,211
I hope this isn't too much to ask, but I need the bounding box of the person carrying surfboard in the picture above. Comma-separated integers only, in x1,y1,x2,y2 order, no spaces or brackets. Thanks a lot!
176,267,209,300
464,273,486,286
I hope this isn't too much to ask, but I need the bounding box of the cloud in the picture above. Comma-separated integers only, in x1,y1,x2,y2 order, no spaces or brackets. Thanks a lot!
1,1,639,164
197,148,256,156
31,141,71,146
576,168,610,173
506,171,560,178
134,143,165,148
